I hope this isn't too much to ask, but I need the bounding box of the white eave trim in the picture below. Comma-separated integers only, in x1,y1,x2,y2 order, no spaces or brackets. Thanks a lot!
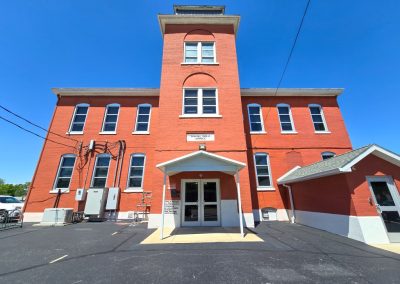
156,150,246,172
52,88,160,97
277,168,352,185
157,15,240,38
341,145,400,171
240,88,344,97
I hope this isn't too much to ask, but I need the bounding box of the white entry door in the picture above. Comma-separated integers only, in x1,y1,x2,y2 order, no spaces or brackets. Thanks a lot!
367,176,400,243
181,179,221,226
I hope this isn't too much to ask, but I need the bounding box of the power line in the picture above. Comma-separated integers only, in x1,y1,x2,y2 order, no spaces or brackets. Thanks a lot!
0,115,76,149
273,0,311,96
0,104,80,143
263,0,311,122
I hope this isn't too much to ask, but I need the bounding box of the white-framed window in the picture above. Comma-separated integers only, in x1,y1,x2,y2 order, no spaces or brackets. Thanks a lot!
321,151,336,160
277,104,296,133
184,42,216,63
53,154,76,192
91,154,111,188
309,104,328,132
254,153,273,189
182,88,218,116
247,104,265,133
68,103,89,134
127,154,146,189
134,104,152,133
101,103,120,133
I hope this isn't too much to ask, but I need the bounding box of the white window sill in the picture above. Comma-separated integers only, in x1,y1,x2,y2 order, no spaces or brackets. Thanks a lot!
181,62,219,66
257,187,276,192
250,131,267,135
132,131,150,135
179,114,222,118
99,131,117,135
66,131,83,135
281,131,298,135
49,189,70,194
124,188,144,193
315,131,331,134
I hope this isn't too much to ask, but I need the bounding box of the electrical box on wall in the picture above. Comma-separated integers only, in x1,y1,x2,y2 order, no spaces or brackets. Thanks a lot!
75,188,86,201
106,187,120,210
84,188,109,217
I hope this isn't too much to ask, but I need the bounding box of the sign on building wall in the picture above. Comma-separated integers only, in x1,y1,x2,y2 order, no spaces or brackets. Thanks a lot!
164,200,180,214
187,133,215,142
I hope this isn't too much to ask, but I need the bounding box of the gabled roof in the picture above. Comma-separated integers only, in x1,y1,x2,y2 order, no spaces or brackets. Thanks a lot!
156,150,246,176
277,145,400,184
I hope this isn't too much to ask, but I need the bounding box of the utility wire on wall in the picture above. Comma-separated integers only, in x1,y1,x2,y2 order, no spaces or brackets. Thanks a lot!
0,104,80,143
0,115,76,149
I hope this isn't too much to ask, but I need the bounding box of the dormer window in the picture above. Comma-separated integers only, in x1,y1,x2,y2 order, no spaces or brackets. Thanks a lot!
184,42,215,64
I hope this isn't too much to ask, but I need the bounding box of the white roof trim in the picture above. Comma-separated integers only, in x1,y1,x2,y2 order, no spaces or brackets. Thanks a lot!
157,15,240,38
276,166,301,183
240,88,344,97
340,145,400,171
277,144,400,184
277,168,351,185
156,150,246,175
52,88,159,97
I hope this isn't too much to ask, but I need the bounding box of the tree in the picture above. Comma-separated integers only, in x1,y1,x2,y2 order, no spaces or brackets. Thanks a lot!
0,180,30,196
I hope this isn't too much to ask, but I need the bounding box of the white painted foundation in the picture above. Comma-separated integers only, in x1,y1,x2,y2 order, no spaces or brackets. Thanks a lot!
253,208,290,222
23,212,44,222
147,199,255,228
294,210,390,244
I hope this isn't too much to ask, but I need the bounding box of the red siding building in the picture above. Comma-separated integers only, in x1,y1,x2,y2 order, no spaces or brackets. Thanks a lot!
24,6,400,244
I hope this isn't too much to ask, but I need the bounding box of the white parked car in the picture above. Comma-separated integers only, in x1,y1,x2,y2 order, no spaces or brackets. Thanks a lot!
0,195,23,222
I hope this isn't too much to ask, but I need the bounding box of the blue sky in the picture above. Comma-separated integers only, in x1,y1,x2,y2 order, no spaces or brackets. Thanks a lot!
0,0,399,184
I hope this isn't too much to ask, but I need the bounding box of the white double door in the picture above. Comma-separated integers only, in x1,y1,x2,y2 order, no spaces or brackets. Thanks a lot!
181,179,221,226
367,176,400,242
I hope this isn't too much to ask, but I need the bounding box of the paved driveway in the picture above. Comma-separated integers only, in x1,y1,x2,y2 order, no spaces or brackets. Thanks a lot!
0,221,399,283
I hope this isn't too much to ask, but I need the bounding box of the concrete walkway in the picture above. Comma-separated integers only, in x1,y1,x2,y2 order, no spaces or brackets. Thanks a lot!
141,227,263,244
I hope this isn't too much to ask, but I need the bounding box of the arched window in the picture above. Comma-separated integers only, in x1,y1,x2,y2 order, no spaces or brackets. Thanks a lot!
127,153,146,190
253,153,273,189
101,103,120,133
53,154,76,192
68,103,89,134
134,104,152,133
321,151,336,160
247,104,265,133
309,104,328,132
277,103,295,133
91,154,111,188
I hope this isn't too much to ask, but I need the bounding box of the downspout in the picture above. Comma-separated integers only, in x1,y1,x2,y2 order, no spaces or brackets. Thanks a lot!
283,184,296,224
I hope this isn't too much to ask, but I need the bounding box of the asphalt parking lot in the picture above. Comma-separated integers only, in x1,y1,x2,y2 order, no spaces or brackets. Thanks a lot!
0,221,399,283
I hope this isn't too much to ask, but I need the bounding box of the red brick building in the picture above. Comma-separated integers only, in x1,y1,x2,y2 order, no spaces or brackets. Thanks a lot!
24,6,400,243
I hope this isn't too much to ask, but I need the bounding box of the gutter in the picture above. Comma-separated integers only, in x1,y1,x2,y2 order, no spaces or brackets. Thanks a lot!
283,184,295,224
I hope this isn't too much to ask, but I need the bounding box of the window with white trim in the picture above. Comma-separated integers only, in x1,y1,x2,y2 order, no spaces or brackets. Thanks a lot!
277,104,295,132
321,151,336,160
54,154,76,190
68,104,89,133
247,104,265,133
134,104,152,133
101,104,120,133
184,42,215,63
127,154,146,188
309,104,328,132
91,154,111,188
254,153,272,188
183,88,217,115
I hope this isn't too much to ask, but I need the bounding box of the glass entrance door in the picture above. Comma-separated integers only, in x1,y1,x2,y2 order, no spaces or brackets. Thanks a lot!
367,176,400,242
182,179,220,226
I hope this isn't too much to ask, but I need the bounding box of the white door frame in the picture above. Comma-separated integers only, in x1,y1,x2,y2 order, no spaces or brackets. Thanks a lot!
367,175,400,242
181,179,221,227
